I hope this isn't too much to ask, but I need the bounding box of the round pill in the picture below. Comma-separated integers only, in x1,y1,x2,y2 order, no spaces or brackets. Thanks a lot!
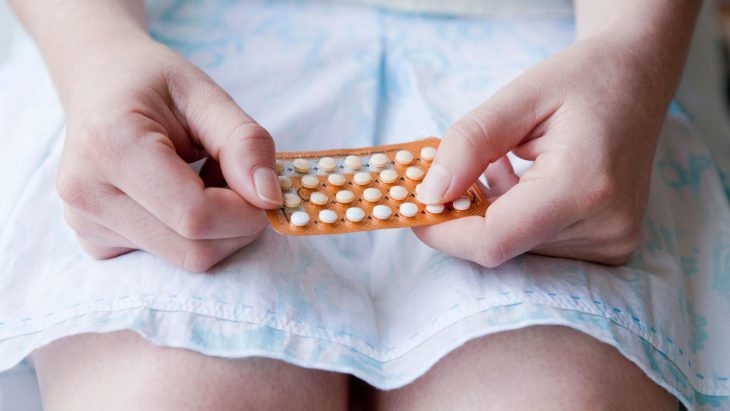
284,193,302,208
426,204,445,214
275,159,285,174
453,196,471,211
420,146,437,161
353,172,373,186
405,166,425,181
389,185,409,201
301,175,320,189
292,158,309,173
318,209,338,224
395,149,414,165
369,153,389,169
399,202,419,217
327,173,346,186
344,155,363,170
309,192,329,205
363,188,383,203
335,190,355,204
278,175,293,191
318,157,337,172
415,183,421,194
372,204,393,220
379,169,398,184
346,207,366,222
290,211,310,227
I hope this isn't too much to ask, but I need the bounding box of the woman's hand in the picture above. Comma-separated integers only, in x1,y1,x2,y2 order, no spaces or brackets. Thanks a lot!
413,4,698,268
56,37,282,271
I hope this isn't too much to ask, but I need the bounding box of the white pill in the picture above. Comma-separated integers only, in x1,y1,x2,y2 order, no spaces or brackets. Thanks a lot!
290,211,310,227
389,185,409,201
363,188,383,203
453,196,471,211
353,172,373,186
372,204,393,220
399,202,419,217
415,183,422,194
335,190,355,204
426,204,445,214
327,173,346,186
318,209,338,224
284,193,302,208
275,159,285,174
318,157,337,172
395,149,414,165
292,158,309,173
309,192,329,205
300,175,320,189
278,175,293,191
405,166,425,181
420,146,437,161
379,169,398,184
346,207,366,222
369,153,389,169
344,155,363,170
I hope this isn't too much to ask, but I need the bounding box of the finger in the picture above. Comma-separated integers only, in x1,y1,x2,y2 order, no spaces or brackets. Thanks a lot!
170,72,282,209
485,155,519,197
77,239,135,260
109,135,269,240
417,75,559,205
95,192,266,272
64,206,137,250
413,174,578,268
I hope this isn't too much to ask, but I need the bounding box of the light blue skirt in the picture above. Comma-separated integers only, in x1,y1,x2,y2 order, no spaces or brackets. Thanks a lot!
1,1,729,409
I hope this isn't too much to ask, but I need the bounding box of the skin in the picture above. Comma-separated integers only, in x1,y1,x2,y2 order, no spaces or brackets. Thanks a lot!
12,0,697,408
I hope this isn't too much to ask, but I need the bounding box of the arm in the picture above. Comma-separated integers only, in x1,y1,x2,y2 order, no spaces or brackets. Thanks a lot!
575,0,700,115
10,0,148,106
414,1,700,266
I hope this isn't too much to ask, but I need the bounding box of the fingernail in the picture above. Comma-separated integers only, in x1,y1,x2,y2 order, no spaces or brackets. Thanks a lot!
253,167,283,205
417,162,451,204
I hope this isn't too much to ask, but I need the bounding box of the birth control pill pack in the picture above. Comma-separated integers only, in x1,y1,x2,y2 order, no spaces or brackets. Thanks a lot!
268,137,489,236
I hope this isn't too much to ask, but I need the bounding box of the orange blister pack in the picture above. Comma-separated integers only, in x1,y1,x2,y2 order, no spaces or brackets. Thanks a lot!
267,137,489,236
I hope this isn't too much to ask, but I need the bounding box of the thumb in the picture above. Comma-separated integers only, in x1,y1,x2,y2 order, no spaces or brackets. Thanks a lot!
175,72,282,210
417,80,552,205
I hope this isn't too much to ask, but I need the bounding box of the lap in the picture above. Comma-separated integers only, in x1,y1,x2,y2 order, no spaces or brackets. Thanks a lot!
31,330,348,411
373,325,678,411
31,326,678,411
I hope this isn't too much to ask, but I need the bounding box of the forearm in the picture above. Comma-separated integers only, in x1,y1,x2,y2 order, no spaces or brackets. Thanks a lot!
575,0,700,104
9,0,150,104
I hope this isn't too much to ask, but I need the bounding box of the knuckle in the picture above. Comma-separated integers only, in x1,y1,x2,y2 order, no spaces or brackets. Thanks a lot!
229,122,274,149
182,242,221,272
584,176,618,209
56,173,90,209
176,201,212,240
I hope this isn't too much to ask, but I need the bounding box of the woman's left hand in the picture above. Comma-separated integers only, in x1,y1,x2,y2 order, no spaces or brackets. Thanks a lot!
413,31,680,267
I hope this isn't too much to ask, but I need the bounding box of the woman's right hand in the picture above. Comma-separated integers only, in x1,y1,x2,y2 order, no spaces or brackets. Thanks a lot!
56,37,282,272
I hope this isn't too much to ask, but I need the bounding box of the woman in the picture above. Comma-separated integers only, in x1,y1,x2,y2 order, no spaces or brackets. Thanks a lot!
2,0,727,409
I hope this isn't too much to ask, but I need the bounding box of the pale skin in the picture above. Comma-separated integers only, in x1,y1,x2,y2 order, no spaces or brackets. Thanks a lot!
11,0,697,409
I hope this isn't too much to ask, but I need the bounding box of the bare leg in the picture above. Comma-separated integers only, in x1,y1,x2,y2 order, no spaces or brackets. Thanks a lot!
374,326,678,411
32,330,348,411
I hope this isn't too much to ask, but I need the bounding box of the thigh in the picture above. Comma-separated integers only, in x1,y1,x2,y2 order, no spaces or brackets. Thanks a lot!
374,326,678,411
32,330,348,411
